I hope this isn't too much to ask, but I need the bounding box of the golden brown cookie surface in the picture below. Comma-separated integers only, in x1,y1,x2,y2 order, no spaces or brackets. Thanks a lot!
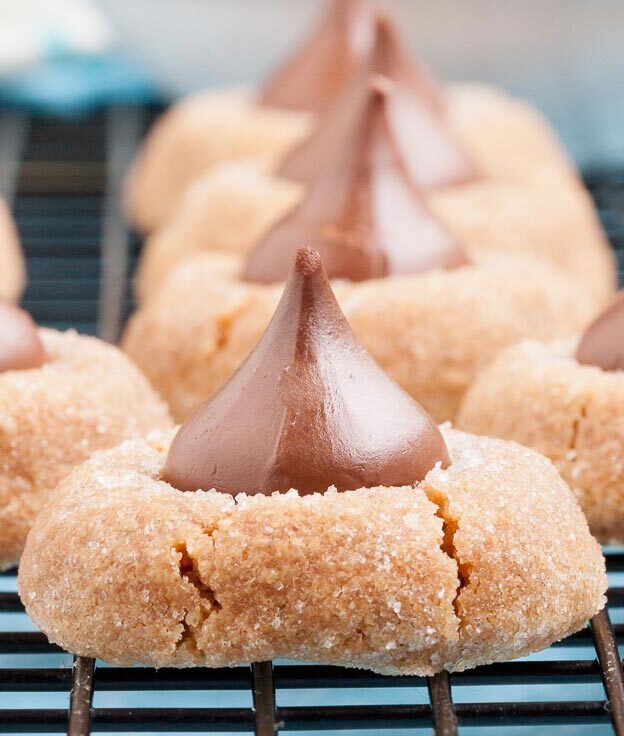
125,88,312,233
18,428,605,672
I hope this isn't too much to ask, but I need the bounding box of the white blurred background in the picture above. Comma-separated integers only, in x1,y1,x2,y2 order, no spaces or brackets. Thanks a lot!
97,0,624,167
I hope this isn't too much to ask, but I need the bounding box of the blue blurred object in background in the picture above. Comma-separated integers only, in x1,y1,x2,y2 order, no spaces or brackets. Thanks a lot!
0,55,160,114
0,0,161,113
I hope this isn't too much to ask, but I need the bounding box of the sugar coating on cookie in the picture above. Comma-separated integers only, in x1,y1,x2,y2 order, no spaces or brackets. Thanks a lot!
0,198,25,302
458,338,624,543
18,427,605,672
123,251,596,423
0,328,172,568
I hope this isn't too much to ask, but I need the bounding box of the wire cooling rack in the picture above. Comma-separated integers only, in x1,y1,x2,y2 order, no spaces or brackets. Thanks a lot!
1,107,624,735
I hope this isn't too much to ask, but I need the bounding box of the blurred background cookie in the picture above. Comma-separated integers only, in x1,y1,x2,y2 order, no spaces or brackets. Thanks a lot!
133,11,614,307
458,292,624,544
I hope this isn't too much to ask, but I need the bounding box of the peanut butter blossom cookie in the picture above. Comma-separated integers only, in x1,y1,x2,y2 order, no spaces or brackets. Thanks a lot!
20,249,606,673
0,300,172,568
124,69,596,424
459,291,624,544
130,4,612,306
0,198,25,302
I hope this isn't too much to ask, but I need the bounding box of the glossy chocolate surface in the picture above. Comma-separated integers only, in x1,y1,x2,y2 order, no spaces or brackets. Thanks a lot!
576,292,624,371
163,248,450,495
0,301,46,373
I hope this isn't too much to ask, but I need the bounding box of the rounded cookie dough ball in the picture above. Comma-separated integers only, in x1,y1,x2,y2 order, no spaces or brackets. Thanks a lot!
0,329,172,568
428,168,613,308
458,339,624,544
135,162,302,302
446,83,576,182
124,251,596,423
125,89,313,234
18,428,605,672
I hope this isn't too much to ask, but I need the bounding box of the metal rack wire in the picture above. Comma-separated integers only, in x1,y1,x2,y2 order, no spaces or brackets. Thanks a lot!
1,107,624,735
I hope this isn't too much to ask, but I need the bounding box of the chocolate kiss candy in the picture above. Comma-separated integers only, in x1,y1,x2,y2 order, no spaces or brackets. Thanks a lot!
0,300,46,373
576,291,624,371
163,247,450,496
279,14,475,190
243,79,469,284
260,0,376,113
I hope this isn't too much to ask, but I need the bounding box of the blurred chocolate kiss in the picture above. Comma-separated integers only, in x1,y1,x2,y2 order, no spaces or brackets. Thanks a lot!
0,301,46,373
278,13,473,189
576,291,624,371
244,73,470,284
260,0,376,113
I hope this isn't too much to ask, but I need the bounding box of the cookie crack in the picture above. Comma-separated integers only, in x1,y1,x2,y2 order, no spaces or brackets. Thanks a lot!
215,314,233,351
424,488,471,627
569,401,588,453
214,295,255,352
173,540,221,653
174,541,222,611
177,616,200,655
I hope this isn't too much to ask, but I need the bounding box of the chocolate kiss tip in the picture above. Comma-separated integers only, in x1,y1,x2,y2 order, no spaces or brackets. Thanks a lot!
373,11,397,43
576,291,624,372
294,246,323,275
163,247,450,497
0,300,46,373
